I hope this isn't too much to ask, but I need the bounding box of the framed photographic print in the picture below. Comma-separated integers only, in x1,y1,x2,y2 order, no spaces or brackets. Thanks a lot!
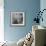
11,12,25,26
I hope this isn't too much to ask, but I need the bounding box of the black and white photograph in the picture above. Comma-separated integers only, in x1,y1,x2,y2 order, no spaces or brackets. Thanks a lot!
11,12,25,26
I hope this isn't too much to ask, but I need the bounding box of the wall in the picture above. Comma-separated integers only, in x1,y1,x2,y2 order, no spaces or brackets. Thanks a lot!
40,0,46,27
4,0,40,42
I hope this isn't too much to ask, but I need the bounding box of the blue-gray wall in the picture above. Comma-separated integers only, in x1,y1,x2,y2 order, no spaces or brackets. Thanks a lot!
4,0,40,42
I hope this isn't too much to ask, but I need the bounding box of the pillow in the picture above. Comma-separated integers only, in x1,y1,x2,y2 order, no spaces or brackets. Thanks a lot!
17,37,25,46
23,32,34,46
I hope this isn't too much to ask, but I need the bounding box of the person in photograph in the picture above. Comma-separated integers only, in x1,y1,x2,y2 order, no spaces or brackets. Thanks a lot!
12,13,23,24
